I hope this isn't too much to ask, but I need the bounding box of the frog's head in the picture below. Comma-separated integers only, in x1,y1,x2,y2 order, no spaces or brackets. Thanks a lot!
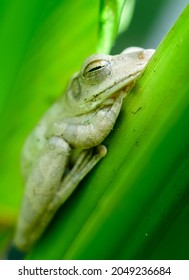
65,47,155,115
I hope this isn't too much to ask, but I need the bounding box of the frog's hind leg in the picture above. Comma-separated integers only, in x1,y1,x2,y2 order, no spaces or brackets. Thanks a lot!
13,136,71,252
55,145,107,206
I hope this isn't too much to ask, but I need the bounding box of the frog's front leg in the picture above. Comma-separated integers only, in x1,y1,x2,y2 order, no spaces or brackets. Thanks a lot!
14,136,71,251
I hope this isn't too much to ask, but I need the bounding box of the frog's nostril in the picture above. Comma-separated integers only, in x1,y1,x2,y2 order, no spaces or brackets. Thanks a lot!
138,51,145,60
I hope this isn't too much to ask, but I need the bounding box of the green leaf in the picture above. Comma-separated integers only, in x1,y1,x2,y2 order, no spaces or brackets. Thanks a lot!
27,5,189,259
97,0,129,53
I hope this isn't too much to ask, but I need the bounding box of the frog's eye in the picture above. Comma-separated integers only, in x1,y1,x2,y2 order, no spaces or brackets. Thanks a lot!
83,59,111,81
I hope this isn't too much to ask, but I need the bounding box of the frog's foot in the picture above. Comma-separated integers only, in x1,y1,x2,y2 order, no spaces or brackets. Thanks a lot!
56,145,107,205
69,144,107,182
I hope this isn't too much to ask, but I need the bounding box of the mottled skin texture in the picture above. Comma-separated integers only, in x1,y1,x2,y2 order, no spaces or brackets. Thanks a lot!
14,47,154,251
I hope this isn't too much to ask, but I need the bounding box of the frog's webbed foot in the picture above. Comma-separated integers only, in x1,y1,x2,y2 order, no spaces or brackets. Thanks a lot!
55,145,107,206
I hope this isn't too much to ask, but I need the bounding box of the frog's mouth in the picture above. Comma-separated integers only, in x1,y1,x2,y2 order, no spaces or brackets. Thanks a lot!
111,82,134,99
101,71,141,106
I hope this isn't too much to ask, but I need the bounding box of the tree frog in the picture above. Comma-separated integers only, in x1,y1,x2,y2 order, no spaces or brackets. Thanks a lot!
13,47,154,252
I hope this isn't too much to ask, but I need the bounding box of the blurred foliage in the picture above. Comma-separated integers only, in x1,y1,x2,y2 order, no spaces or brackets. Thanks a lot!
0,0,189,259
0,0,100,254
97,0,133,53
0,0,99,217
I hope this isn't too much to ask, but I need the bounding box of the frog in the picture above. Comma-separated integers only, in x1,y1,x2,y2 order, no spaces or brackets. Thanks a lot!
13,47,155,252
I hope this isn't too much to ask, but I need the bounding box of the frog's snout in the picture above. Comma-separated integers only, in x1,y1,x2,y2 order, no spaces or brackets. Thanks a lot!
138,49,155,61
